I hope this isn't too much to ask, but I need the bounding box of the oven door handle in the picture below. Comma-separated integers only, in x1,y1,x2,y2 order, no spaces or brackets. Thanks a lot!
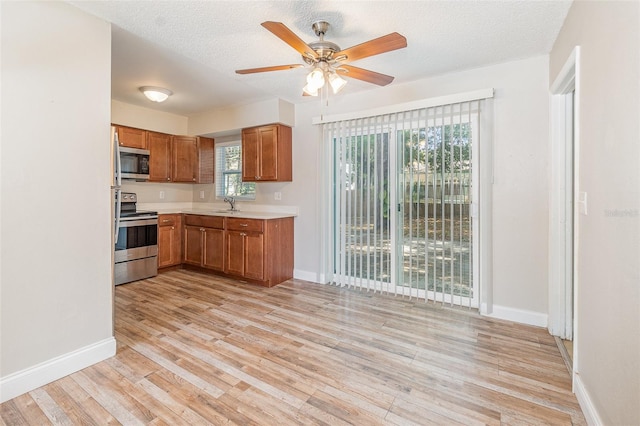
119,218,158,227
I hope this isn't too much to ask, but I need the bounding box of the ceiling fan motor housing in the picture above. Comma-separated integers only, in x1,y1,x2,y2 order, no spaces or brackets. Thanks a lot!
304,41,341,64
304,21,340,64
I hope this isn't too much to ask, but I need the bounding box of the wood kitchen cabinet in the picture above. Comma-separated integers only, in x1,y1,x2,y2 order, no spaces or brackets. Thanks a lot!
183,215,225,272
115,125,147,149
181,214,294,287
148,131,173,182
241,124,292,182
225,216,293,286
158,214,183,268
172,136,215,183
225,219,265,280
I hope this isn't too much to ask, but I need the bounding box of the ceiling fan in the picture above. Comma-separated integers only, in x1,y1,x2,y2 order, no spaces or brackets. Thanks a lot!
236,21,407,96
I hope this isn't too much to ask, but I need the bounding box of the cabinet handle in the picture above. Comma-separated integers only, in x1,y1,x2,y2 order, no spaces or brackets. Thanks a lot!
240,223,248,227
200,228,205,232
171,227,174,230
167,177,170,181
255,176,260,180
162,219,170,223
240,232,246,236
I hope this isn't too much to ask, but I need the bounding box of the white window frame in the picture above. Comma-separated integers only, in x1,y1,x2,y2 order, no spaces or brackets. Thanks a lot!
215,140,256,200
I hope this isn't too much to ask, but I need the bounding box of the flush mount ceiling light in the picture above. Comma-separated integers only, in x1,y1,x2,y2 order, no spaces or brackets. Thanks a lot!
139,86,172,103
236,20,407,97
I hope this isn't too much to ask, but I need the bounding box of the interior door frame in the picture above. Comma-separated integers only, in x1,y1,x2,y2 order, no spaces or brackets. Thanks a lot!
549,46,581,380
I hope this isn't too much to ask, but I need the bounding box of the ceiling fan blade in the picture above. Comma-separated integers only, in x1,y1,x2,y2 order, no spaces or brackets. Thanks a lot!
261,21,319,59
334,32,407,62
337,65,395,86
236,64,304,74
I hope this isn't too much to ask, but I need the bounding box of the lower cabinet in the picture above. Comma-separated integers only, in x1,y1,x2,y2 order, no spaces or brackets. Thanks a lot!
224,216,293,286
182,214,293,287
158,214,183,268
183,215,225,272
225,229,264,280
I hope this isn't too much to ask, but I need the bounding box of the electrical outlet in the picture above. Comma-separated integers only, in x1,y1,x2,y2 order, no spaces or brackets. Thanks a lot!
159,191,165,200
274,192,282,201
199,190,205,199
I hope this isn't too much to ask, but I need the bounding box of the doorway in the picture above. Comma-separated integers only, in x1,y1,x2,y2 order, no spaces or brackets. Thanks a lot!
549,47,580,377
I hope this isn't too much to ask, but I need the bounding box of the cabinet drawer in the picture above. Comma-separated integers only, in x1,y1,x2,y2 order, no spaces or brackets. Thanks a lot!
158,214,180,227
226,218,264,233
184,214,224,229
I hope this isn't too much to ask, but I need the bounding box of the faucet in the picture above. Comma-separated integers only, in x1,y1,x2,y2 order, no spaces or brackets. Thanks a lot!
223,196,237,211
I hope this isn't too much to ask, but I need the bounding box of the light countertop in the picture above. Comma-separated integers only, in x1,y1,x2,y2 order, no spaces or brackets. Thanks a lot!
155,208,296,220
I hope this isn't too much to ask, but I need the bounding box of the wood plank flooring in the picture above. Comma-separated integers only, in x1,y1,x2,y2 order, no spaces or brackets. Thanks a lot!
1,269,586,425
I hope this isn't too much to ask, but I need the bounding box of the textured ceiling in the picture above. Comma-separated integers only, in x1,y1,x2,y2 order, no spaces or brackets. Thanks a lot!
69,0,572,116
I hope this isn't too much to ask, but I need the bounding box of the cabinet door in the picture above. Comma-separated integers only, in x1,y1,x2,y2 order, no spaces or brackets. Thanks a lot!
225,230,245,276
158,225,173,268
257,126,278,181
196,137,215,184
169,215,183,266
116,126,147,149
148,132,172,182
203,228,224,271
241,128,259,182
158,224,182,267
244,232,264,280
184,225,203,266
172,136,197,182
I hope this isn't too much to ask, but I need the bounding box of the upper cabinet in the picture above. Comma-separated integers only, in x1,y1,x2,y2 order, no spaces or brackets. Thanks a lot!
242,124,292,182
115,125,147,149
114,124,214,184
172,136,214,184
148,131,172,182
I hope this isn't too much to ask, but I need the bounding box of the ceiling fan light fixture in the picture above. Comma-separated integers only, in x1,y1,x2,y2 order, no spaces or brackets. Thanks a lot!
139,86,172,103
302,83,319,97
328,72,347,94
306,67,325,90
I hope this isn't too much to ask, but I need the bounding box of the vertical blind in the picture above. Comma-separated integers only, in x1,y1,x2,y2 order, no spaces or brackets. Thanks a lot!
325,100,485,307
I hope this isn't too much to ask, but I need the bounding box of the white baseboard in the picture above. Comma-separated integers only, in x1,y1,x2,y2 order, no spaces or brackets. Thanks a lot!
293,269,326,284
483,304,548,328
574,372,603,426
0,337,116,403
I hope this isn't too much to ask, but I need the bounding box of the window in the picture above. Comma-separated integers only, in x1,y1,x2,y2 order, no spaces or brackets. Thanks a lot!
215,141,255,200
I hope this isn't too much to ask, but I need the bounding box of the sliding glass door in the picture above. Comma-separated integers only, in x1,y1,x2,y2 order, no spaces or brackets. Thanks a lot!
329,101,481,307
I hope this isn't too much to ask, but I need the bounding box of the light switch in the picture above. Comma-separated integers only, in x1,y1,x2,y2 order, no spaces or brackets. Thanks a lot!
159,191,165,200
200,190,205,199
578,191,588,215
274,192,282,201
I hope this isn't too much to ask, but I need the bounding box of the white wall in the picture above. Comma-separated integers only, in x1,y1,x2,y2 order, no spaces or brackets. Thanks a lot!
292,56,551,321
188,98,294,137
112,100,188,135
550,1,640,424
0,1,114,400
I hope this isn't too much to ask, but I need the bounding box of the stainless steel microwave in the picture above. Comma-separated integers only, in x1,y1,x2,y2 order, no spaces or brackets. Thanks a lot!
119,147,150,181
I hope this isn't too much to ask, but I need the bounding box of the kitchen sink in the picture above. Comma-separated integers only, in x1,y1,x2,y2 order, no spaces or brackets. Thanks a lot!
214,209,240,214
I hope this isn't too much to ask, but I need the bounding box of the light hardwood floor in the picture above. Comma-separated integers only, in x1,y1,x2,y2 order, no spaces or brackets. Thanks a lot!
1,269,586,425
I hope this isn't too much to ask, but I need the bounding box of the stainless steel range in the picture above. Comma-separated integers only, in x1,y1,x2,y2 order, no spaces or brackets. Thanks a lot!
114,192,158,285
